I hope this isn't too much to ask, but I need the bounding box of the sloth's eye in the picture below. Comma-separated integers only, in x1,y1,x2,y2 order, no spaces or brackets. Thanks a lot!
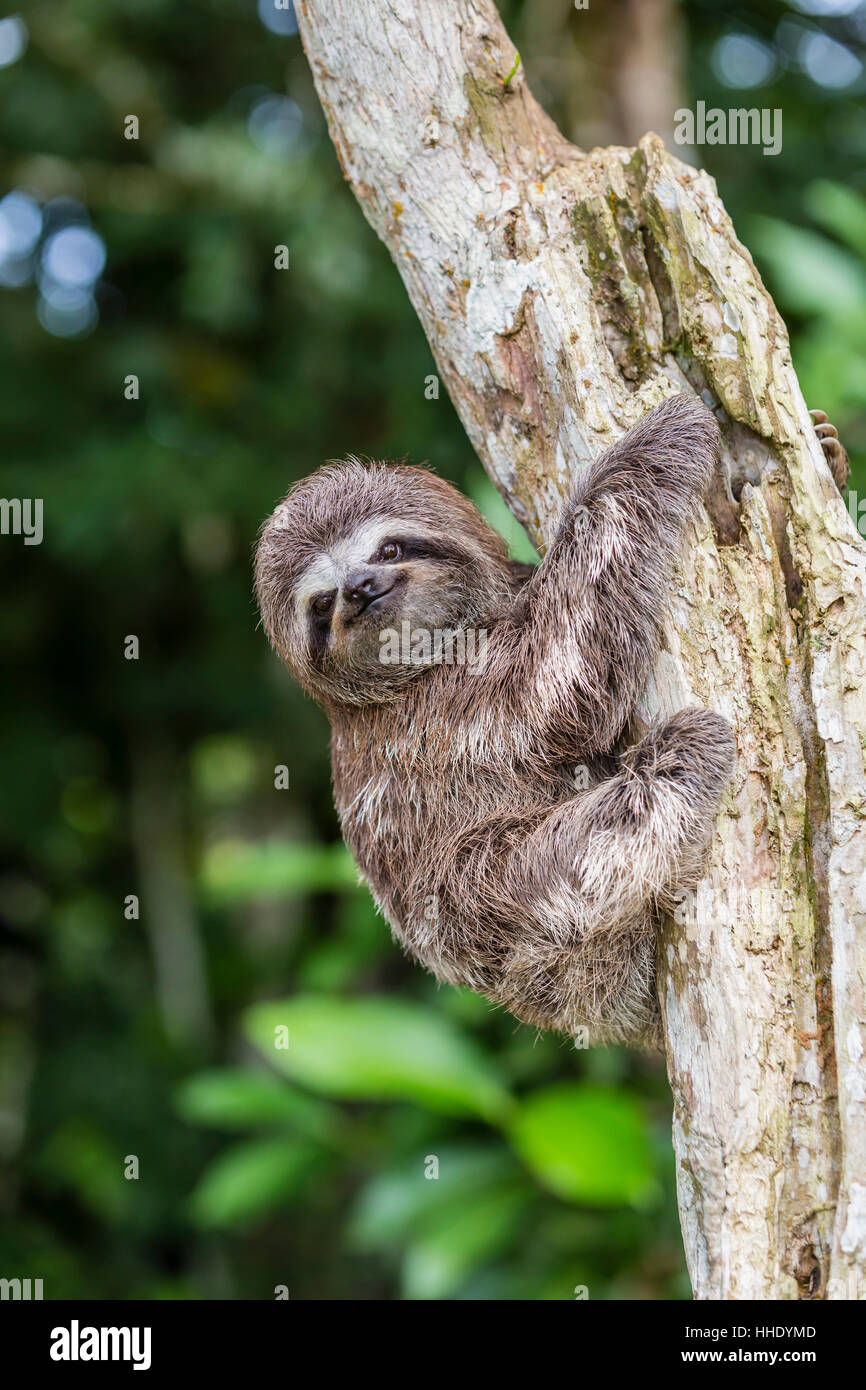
312,593,334,617
377,541,403,563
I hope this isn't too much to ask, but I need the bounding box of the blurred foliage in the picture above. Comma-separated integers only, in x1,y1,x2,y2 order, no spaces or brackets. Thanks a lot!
0,0,863,1301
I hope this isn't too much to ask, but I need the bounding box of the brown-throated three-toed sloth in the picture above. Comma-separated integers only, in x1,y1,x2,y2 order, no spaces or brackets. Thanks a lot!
255,395,844,1048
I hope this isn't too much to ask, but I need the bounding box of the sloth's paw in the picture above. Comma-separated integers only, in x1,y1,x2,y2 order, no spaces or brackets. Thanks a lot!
810,409,849,492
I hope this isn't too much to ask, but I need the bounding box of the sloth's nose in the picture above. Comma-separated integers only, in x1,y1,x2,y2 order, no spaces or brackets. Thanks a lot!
342,569,390,613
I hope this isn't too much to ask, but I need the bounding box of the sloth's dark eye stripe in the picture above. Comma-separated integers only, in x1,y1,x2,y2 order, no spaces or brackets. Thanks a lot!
383,537,473,566
307,613,330,664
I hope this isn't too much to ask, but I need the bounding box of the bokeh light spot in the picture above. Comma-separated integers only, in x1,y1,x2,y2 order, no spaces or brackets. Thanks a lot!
41,225,106,290
257,0,298,38
248,95,304,157
712,33,778,88
0,15,27,68
789,0,862,15
800,30,863,87
0,191,41,256
37,286,98,338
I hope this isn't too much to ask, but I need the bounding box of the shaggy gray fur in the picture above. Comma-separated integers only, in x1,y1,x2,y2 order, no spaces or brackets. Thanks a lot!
256,395,737,1047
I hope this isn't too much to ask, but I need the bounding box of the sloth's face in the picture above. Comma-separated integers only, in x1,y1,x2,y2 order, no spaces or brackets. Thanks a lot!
288,517,487,700
256,460,514,707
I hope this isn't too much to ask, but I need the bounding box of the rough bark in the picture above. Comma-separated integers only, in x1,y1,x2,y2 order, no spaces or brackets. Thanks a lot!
295,0,866,1299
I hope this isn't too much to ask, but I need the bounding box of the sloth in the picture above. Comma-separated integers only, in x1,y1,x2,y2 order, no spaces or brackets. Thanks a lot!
256,396,847,1048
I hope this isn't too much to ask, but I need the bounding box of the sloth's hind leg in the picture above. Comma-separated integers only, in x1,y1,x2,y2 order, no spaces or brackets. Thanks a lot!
492,708,734,1043
605,706,736,905
534,708,734,922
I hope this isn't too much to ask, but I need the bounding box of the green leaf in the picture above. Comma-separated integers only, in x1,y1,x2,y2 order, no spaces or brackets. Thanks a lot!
804,180,866,262
35,1119,129,1224
175,1068,337,1141
188,1136,317,1228
349,1145,520,1249
401,1182,529,1300
244,995,511,1121
200,839,359,903
746,215,866,321
507,1083,656,1207
780,322,866,414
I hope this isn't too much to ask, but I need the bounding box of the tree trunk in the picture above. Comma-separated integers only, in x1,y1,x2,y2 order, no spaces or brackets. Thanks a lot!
295,0,866,1300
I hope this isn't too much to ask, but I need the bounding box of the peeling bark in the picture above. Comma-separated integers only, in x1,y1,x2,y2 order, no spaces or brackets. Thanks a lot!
295,0,866,1299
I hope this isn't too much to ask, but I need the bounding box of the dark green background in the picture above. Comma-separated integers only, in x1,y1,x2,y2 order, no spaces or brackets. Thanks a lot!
1,0,863,1300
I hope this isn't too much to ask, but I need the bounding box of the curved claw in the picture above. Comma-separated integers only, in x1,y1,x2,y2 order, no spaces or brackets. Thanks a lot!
809,408,849,492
